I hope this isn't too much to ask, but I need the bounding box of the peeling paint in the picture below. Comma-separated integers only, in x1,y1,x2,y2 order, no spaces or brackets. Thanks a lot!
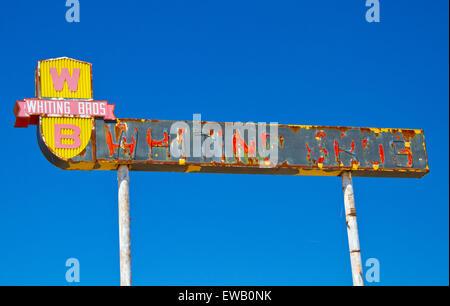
37,118,430,178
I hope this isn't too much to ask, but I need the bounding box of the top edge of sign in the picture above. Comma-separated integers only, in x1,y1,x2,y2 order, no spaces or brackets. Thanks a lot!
108,117,425,134
38,57,92,66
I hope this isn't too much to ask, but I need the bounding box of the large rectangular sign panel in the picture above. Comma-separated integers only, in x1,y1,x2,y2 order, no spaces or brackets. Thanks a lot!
37,117,429,178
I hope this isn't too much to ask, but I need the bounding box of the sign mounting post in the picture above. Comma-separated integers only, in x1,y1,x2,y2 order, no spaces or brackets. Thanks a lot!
13,57,430,286
118,165,131,286
342,171,364,286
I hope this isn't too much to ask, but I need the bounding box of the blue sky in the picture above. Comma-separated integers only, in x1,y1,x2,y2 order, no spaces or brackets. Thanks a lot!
0,0,448,285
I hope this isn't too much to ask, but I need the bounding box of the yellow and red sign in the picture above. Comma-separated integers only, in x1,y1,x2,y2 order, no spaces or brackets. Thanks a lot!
14,57,115,160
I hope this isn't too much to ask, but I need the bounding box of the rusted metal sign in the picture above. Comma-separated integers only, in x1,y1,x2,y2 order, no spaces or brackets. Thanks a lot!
36,118,428,178
15,57,429,178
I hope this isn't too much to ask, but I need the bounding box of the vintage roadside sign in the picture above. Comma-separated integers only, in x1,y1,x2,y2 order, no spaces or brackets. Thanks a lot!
13,57,428,177
13,57,430,286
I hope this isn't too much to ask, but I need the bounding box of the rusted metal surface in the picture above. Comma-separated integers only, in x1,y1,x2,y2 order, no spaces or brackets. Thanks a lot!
342,172,364,286
118,165,131,286
37,118,429,178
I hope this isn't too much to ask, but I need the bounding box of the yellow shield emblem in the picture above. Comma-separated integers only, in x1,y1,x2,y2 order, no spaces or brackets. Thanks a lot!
40,117,93,160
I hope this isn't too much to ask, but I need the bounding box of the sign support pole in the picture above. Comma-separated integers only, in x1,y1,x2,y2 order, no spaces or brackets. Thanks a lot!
118,165,131,286
341,171,364,286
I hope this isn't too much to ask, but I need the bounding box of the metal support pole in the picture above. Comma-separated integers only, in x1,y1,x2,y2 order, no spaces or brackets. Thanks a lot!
118,165,131,286
341,171,364,286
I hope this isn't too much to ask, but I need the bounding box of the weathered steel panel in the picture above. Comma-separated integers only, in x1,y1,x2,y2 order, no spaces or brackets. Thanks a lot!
37,118,429,178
